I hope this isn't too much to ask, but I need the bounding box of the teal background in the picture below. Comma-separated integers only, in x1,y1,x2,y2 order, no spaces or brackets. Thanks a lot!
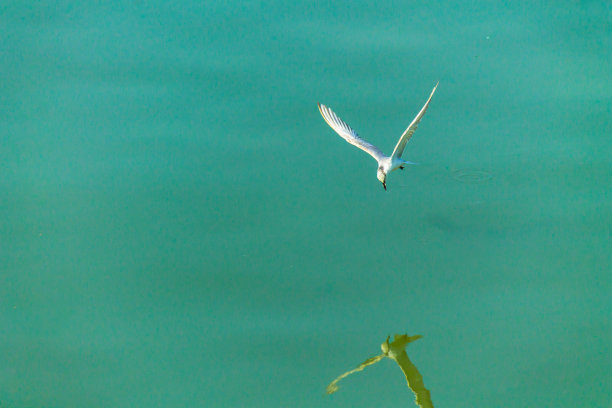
1,1,610,407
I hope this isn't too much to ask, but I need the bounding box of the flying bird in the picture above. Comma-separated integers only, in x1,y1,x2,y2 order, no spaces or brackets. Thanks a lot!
318,83,438,190
326,334,434,408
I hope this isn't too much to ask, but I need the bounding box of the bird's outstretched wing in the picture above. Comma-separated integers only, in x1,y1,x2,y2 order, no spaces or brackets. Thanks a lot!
391,82,439,159
325,354,386,395
318,103,385,162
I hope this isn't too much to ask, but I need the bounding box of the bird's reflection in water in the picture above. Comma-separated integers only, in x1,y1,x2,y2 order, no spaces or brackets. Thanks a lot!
326,334,434,408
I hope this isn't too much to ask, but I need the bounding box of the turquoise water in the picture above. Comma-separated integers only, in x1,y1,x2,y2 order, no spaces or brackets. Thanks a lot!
2,1,610,407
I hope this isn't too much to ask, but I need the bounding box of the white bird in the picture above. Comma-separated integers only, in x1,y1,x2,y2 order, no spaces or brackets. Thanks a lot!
318,83,438,190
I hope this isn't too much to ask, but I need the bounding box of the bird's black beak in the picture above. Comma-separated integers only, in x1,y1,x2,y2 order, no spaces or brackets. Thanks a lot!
383,182,387,191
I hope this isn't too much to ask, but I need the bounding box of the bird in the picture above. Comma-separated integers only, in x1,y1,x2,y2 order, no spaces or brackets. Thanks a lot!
326,334,434,408
318,83,438,190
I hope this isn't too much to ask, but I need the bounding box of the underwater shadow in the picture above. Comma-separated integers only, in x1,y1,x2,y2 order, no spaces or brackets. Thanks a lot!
326,334,434,408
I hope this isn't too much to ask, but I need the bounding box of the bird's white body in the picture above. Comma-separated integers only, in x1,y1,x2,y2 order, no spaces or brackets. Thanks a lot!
318,83,438,190
378,156,413,182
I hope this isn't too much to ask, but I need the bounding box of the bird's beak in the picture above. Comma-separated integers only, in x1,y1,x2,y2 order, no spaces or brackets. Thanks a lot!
383,182,387,191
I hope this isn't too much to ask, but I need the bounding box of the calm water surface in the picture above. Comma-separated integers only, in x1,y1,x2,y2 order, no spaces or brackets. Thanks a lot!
1,1,610,407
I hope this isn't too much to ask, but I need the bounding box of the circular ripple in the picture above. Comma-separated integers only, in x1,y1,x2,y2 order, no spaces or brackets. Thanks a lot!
451,168,492,184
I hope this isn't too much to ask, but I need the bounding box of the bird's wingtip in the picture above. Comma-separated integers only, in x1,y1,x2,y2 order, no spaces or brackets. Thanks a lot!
429,82,439,97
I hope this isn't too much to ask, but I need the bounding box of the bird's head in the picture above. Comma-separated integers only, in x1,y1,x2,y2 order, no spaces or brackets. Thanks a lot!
377,167,387,190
